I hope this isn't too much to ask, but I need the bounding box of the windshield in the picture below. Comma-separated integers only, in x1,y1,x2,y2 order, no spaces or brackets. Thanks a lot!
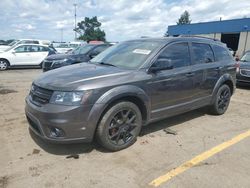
8,40,19,46
71,44,95,55
90,41,162,69
241,52,250,62
4,45,17,52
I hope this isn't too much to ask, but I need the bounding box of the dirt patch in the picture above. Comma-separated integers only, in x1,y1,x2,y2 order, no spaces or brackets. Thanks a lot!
32,149,41,155
29,166,40,177
0,89,17,95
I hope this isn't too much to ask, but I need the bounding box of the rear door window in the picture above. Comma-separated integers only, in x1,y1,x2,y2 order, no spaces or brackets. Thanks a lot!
212,45,232,61
192,43,214,64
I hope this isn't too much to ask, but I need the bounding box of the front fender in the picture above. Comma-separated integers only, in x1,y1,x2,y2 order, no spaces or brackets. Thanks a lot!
86,85,150,139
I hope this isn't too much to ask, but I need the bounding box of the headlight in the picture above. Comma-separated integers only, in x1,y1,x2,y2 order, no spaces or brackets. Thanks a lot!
52,59,68,65
50,91,84,105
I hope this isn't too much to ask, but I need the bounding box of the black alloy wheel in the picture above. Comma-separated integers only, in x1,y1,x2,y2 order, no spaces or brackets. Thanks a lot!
96,101,142,151
210,84,231,115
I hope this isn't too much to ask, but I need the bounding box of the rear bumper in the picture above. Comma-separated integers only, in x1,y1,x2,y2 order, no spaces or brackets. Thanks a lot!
25,96,95,143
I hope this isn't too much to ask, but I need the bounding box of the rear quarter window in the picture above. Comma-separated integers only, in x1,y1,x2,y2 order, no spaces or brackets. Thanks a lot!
212,45,233,61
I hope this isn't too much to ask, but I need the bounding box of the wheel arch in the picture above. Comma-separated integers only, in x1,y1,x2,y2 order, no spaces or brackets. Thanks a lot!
211,74,235,103
86,85,151,140
0,58,10,65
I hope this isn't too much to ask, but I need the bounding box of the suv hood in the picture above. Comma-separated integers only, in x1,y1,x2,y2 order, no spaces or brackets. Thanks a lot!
45,53,83,61
34,63,132,91
239,61,250,69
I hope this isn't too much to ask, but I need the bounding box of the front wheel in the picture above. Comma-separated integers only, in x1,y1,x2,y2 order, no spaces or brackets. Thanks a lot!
0,59,9,71
210,84,231,115
96,101,142,151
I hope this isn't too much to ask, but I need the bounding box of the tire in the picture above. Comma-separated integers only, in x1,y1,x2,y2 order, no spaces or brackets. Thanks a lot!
96,101,142,151
0,59,9,71
210,84,231,115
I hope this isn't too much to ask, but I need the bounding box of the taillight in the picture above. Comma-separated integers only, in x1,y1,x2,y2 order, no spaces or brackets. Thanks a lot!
235,62,240,73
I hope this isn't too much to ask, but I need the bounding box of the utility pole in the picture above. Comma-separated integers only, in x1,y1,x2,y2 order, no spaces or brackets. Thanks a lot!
73,3,77,40
60,28,64,42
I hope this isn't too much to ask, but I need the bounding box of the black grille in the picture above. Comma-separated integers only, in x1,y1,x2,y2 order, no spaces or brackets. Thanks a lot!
43,61,53,68
27,116,42,135
30,84,53,105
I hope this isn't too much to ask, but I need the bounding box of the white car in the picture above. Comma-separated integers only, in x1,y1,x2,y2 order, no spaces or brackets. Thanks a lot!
0,44,56,70
53,41,85,54
54,43,73,54
0,39,51,52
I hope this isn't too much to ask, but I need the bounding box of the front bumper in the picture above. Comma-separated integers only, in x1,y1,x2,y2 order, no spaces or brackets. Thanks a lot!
236,71,250,85
25,96,95,143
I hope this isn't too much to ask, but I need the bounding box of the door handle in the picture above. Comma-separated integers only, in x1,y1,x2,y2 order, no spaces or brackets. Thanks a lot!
186,72,195,77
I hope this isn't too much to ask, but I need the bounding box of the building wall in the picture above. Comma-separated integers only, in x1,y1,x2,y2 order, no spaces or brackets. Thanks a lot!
214,33,221,40
191,33,221,40
167,18,250,57
237,31,250,56
186,32,250,57
168,18,250,36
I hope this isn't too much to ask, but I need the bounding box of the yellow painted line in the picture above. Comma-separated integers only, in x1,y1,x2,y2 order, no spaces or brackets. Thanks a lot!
149,130,250,187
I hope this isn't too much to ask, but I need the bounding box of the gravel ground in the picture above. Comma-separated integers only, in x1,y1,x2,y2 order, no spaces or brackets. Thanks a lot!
0,69,250,188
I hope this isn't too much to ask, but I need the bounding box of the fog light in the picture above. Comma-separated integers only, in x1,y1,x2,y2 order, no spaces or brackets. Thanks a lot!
50,127,64,137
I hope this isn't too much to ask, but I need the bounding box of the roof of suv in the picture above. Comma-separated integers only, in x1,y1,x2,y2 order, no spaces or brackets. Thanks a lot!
127,36,224,46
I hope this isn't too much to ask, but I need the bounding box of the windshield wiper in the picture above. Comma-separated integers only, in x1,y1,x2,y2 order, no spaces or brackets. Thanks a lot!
95,62,117,67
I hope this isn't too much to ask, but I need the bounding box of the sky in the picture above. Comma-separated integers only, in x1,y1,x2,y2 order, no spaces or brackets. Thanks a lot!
0,0,250,42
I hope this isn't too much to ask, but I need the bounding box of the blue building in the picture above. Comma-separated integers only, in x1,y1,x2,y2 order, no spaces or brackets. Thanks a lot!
168,18,250,56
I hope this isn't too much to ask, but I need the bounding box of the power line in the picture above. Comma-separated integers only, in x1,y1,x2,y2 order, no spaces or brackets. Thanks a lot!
60,28,64,42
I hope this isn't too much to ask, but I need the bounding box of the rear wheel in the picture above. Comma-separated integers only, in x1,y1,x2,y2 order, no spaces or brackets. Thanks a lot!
0,59,9,71
210,84,231,115
96,101,142,151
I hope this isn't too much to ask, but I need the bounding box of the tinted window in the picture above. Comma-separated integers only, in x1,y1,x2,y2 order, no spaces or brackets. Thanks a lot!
212,45,232,61
92,45,109,54
72,45,95,55
156,43,190,68
20,40,39,44
14,45,31,52
192,43,214,64
30,46,40,52
30,45,48,52
241,52,250,62
14,45,45,52
40,46,49,52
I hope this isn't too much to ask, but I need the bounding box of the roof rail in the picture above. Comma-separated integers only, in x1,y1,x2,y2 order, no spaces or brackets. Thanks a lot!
178,35,220,41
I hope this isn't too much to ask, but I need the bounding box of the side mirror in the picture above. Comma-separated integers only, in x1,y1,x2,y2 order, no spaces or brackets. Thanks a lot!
149,58,173,73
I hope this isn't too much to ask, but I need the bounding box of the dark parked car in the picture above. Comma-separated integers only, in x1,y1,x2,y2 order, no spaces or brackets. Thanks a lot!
25,37,236,151
42,43,111,71
236,51,250,86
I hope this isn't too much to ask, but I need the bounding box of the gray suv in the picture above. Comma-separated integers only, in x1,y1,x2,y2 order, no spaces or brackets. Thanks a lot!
25,37,236,151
